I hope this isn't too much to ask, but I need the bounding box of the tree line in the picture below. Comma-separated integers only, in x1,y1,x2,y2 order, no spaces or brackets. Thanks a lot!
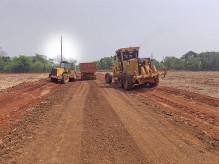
97,57,112,71
154,51,219,71
0,53,57,73
1,46,219,73
97,51,219,71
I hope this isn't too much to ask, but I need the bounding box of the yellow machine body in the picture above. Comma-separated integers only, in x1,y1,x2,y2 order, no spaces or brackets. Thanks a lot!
105,47,167,90
49,61,77,84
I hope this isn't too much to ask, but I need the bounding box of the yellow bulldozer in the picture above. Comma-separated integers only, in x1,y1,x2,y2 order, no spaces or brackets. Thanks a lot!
105,47,167,90
49,61,77,84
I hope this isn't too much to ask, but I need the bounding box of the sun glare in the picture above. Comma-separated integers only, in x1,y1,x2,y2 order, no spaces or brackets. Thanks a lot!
43,33,80,61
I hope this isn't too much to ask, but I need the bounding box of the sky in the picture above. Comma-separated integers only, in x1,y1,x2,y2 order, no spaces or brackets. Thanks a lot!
0,0,219,62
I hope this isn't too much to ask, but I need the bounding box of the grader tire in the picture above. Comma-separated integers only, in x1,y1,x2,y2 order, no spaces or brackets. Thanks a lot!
105,73,112,83
123,74,133,90
62,74,69,84
149,76,159,88
118,75,124,88
51,78,58,83
69,78,75,82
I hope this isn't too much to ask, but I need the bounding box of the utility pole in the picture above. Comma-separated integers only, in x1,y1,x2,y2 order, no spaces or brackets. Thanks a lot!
61,36,63,62
151,52,154,60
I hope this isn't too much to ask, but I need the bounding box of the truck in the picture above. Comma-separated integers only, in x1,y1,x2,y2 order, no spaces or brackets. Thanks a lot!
80,62,97,80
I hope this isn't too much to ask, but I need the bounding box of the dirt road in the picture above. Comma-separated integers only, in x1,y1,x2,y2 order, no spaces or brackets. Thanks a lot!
0,79,219,163
0,79,60,129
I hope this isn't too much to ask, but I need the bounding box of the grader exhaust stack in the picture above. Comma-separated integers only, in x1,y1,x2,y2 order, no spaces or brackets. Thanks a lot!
105,47,167,90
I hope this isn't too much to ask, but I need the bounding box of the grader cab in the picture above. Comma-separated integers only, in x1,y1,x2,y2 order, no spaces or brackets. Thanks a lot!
105,47,167,90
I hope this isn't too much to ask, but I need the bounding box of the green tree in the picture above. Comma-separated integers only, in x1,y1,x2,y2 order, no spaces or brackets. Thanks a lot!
174,58,184,70
163,57,177,70
184,57,201,71
30,61,44,72
0,56,11,72
98,57,112,70
181,51,198,60
12,56,31,73
199,52,219,71
4,62,18,73
32,54,48,64
69,58,77,70
151,59,163,70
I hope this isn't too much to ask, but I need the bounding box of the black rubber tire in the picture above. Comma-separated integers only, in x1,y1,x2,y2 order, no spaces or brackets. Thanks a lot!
123,74,133,90
69,78,75,82
118,75,124,88
51,78,58,83
149,76,159,88
61,73,69,84
105,73,112,83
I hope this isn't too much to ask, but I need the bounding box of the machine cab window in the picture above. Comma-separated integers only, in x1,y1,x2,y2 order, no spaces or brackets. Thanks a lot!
116,52,122,62
60,61,72,73
60,61,69,68
123,51,138,60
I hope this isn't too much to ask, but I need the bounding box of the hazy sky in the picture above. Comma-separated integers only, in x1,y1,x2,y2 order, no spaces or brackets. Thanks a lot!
0,0,219,62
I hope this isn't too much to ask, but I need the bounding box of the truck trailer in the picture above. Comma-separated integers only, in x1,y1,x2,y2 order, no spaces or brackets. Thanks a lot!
80,62,97,80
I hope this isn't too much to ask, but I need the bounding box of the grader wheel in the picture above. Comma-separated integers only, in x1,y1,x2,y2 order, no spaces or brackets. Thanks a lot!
118,75,124,88
69,78,75,82
123,74,133,90
62,73,69,84
149,76,159,88
51,78,58,83
105,73,112,83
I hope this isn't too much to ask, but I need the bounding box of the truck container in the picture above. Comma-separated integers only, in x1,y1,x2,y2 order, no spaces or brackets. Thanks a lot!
80,62,97,80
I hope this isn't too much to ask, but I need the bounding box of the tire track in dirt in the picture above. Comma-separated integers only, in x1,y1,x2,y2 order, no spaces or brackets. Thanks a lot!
10,81,89,163
95,80,219,163
0,79,60,129
81,81,148,163
0,81,78,163
97,73,219,141
155,86,219,107
133,86,219,140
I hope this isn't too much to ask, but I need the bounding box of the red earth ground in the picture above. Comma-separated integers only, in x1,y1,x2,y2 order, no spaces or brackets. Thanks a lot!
97,73,219,141
0,72,218,163
0,77,60,129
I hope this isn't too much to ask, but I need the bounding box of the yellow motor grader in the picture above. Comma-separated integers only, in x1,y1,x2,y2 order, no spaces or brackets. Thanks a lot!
105,47,167,90
49,61,77,84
